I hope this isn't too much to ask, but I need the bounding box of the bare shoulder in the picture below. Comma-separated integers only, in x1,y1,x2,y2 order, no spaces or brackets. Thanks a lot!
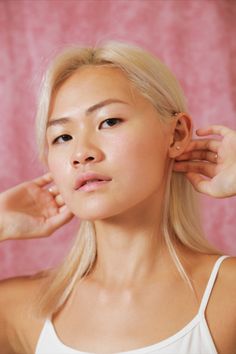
193,253,236,305
0,269,52,313
218,255,236,278
205,255,236,354
0,270,52,354
213,255,236,303
217,255,236,310
202,253,236,280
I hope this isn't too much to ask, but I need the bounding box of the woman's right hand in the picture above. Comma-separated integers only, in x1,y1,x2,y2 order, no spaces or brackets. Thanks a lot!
0,173,74,241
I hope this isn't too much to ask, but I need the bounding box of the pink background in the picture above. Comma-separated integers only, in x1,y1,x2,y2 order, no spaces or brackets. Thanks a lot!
0,0,236,280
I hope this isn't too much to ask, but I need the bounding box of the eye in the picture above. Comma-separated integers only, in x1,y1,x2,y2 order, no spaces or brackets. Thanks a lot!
52,134,72,144
99,118,122,129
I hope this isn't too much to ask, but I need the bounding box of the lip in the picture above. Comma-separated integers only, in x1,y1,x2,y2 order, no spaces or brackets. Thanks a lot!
74,172,112,191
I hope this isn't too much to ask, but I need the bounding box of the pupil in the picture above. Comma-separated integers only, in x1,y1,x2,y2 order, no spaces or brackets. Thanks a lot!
107,119,116,126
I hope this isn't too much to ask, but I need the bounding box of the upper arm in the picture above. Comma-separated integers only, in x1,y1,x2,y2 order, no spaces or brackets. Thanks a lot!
0,273,49,354
0,277,26,353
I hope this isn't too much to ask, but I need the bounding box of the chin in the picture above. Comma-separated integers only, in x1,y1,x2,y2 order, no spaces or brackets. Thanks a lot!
71,202,134,221
70,205,117,221
67,192,154,221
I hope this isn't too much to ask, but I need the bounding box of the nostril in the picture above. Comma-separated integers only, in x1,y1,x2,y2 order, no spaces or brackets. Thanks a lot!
86,156,95,162
72,156,95,166
73,160,80,165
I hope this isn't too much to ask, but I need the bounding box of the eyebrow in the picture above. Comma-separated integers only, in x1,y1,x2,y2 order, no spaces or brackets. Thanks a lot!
47,98,128,128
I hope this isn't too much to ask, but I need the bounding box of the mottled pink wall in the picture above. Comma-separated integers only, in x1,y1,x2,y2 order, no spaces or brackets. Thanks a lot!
0,0,236,279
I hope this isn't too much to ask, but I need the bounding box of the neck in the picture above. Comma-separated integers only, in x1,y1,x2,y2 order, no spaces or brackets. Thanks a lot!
88,194,177,290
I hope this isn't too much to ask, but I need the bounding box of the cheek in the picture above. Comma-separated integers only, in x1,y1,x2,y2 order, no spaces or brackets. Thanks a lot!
47,152,70,192
115,129,168,175
47,153,59,177
109,128,169,202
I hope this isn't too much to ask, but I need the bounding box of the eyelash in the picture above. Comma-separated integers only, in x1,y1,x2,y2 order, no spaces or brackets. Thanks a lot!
52,134,72,144
100,118,122,128
51,118,122,145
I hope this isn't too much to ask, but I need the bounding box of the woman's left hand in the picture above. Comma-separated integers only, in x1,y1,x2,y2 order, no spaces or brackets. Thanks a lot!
173,125,236,198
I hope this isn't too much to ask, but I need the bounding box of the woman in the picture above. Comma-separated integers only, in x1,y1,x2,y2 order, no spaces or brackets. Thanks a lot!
0,41,235,354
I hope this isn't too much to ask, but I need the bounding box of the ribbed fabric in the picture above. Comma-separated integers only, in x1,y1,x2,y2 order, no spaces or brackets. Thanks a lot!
35,255,229,354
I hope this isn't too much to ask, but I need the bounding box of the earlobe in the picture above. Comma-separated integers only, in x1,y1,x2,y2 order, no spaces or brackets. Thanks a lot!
168,113,193,158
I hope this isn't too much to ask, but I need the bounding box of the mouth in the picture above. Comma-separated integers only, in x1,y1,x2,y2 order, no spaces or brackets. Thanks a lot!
74,173,112,191
79,180,109,192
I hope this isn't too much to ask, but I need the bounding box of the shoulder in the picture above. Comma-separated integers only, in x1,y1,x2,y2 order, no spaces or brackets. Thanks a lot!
211,255,236,302
219,255,236,277
183,251,236,318
217,256,236,308
201,253,236,279
205,255,236,354
0,270,52,354
0,269,52,312
194,254,236,300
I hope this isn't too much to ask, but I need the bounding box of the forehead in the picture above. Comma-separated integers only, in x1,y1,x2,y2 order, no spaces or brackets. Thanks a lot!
50,66,141,114
59,65,134,93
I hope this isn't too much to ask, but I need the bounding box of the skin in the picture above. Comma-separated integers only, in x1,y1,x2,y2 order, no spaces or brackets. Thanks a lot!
0,173,73,241
46,65,192,287
0,66,236,354
174,125,236,197
1,126,236,242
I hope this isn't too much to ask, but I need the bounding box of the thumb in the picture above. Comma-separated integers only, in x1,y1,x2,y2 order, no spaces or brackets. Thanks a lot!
43,206,74,236
185,172,212,196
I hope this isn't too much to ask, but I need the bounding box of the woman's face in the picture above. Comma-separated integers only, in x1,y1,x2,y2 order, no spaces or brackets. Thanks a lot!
47,66,173,220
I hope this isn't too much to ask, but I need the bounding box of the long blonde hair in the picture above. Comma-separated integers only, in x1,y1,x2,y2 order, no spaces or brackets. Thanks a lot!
35,40,221,316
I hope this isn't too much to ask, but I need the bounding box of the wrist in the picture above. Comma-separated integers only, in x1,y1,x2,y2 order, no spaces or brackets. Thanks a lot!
0,213,14,242
0,212,6,241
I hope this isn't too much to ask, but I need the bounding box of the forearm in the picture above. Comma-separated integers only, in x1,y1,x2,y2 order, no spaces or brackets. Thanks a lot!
0,192,9,241
0,213,9,242
0,212,19,242
0,213,4,241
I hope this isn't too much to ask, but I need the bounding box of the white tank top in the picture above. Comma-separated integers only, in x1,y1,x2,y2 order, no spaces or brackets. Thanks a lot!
35,255,229,354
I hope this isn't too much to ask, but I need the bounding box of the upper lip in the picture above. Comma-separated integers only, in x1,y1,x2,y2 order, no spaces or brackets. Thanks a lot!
74,172,112,190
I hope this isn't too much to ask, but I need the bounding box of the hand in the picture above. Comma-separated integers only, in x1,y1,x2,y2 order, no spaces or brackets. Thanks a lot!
0,173,74,241
173,125,236,198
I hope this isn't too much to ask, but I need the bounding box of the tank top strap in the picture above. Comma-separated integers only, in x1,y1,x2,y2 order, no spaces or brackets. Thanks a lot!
198,255,230,315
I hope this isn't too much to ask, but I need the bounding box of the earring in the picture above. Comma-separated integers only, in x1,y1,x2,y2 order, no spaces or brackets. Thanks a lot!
176,146,181,150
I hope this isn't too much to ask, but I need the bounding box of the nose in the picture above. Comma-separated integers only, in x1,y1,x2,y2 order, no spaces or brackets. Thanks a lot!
70,139,104,167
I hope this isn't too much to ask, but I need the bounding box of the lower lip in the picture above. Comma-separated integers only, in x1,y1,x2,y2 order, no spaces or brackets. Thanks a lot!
78,180,111,192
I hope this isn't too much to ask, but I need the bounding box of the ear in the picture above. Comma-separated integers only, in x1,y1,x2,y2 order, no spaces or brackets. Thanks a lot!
168,113,193,158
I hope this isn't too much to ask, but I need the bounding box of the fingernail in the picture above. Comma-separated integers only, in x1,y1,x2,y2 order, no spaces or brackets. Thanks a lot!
59,205,68,213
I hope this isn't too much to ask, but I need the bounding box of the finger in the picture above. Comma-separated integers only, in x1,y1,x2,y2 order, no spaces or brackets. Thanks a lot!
185,172,214,195
33,173,54,187
43,206,74,236
175,150,218,163
48,185,60,197
173,161,217,178
196,125,233,137
184,139,221,153
55,194,65,206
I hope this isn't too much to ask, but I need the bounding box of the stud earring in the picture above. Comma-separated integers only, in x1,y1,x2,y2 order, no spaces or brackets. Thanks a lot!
176,146,181,150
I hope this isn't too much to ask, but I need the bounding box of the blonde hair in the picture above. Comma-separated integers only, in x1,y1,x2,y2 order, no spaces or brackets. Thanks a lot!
36,40,221,316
